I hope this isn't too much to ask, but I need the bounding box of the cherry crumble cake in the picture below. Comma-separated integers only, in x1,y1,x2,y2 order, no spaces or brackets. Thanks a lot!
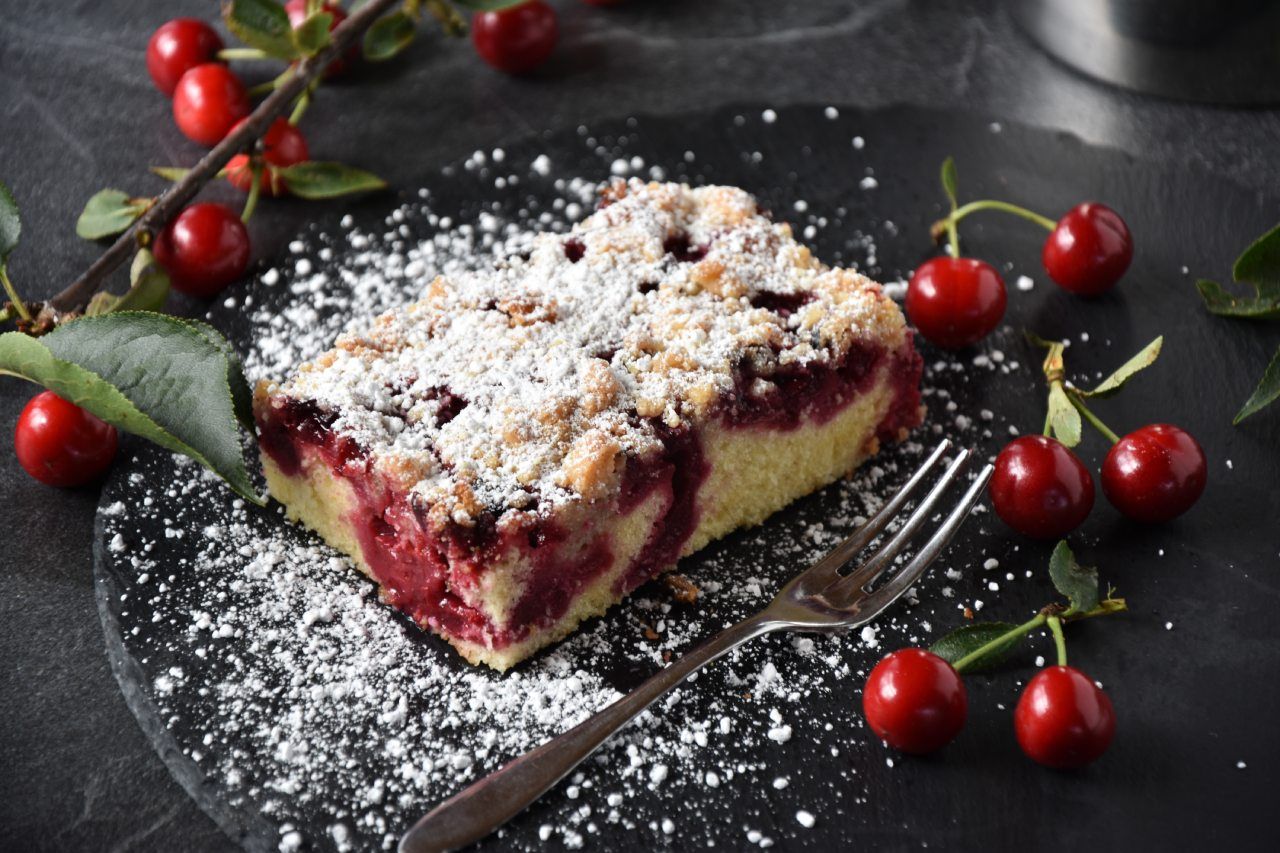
254,180,923,670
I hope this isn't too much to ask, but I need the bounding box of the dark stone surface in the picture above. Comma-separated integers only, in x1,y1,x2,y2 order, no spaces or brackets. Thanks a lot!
1,1,1278,851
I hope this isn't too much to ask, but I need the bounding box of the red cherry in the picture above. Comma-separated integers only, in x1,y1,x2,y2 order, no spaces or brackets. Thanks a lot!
472,0,559,75
991,435,1095,538
15,391,119,487
1042,203,1133,296
225,118,310,196
284,0,357,78
1015,666,1115,769
1101,424,1206,522
172,63,250,146
905,256,1007,349
153,203,251,298
146,18,225,97
862,648,967,754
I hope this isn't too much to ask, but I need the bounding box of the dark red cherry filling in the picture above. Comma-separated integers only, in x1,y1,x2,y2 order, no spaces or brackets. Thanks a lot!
723,339,921,439
664,232,708,263
748,290,814,317
425,386,467,425
254,336,922,655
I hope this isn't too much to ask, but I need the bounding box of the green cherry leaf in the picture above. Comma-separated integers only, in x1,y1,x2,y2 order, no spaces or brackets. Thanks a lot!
277,162,388,198
84,291,122,317
0,179,20,263
225,0,300,60
1046,382,1082,446
1233,221,1280,291
0,312,262,503
930,622,1022,673
1234,344,1280,424
1195,222,1280,319
1195,278,1280,319
76,189,148,241
123,249,171,312
1080,335,1163,399
940,156,958,210
291,10,334,56
87,251,171,317
1048,540,1099,615
364,10,417,61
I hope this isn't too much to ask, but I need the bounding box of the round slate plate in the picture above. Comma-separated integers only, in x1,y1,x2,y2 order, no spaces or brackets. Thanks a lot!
96,104,1280,853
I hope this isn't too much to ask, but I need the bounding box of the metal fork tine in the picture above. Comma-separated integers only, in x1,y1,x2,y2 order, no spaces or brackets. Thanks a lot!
823,447,972,598
795,440,952,594
861,463,995,613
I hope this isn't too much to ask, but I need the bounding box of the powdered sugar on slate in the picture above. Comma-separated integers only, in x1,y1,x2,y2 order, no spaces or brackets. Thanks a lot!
99,129,1020,852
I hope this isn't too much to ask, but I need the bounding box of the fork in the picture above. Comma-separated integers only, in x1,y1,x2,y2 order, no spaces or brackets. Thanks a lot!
399,440,992,853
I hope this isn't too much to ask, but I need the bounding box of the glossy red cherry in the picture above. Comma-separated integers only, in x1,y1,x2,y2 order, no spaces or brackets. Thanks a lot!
862,648,967,754
225,118,309,196
15,391,119,487
1015,666,1115,769
147,18,225,97
152,203,251,298
991,435,1095,538
284,0,357,78
905,256,1007,349
472,0,558,75
1101,424,1206,522
1042,203,1133,296
172,63,250,146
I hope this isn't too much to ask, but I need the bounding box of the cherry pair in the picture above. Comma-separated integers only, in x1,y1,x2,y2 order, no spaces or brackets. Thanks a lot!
863,648,1114,769
906,158,1134,351
992,426,1207,539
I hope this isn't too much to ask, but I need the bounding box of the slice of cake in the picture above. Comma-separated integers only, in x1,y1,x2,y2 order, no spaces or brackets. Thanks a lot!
254,179,923,670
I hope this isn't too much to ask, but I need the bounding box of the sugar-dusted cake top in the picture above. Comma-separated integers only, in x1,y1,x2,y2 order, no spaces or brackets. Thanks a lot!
263,179,908,527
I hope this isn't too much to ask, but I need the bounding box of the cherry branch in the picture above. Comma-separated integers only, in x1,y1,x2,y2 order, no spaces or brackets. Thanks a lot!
46,0,402,317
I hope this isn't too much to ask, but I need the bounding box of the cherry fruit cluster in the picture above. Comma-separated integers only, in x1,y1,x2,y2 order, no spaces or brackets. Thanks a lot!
863,542,1123,770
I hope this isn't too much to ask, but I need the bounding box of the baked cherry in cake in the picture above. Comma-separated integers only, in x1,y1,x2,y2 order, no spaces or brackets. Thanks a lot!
255,180,923,669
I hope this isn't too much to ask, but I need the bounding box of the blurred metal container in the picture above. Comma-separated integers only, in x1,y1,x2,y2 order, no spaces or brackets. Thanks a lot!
1012,0,1280,103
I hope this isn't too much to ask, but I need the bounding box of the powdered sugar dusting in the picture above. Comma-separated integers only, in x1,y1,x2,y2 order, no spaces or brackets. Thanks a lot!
100,123,1025,851
261,179,906,524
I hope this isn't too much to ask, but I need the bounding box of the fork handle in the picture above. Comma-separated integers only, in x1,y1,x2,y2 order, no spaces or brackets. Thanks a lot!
397,614,778,853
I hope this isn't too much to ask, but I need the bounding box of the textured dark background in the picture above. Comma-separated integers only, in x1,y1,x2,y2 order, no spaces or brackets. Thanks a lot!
2,1,1279,851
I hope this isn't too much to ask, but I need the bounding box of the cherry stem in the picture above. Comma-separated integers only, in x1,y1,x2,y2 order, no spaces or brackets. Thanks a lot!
1067,393,1121,444
248,71,290,98
242,165,263,224
952,613,1044,674
289,82,318,126
1047,615,1068,667
0,267,32,322
950,597,1127,675
217,47,271,61
942,199,1057,234
40,0,403,320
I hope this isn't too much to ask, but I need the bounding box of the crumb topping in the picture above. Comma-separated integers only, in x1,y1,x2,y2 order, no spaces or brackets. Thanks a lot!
263,180,907,525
